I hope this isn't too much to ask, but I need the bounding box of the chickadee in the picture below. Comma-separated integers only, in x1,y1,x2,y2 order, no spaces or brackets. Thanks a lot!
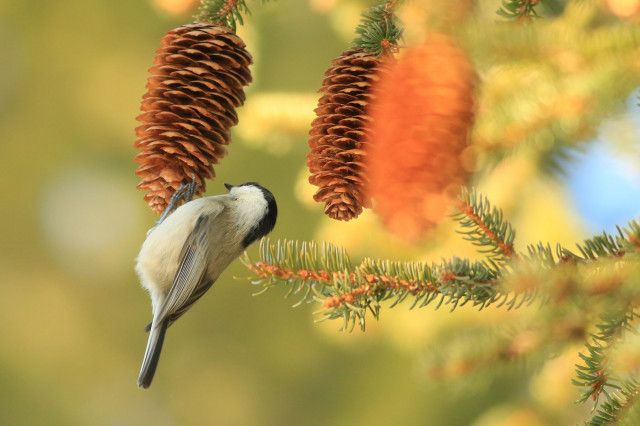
135,182,277,388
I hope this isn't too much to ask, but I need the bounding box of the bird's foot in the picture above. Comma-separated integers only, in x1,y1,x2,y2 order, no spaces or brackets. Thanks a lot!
155,174,200,226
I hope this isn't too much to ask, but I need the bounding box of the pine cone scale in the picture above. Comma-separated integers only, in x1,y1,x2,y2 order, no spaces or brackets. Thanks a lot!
135,22,252,214
308,48,391,221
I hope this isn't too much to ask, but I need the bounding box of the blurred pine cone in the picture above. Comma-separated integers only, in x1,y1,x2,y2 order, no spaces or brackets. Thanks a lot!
134,22,252,214
307,49,390,221
366,34,476,240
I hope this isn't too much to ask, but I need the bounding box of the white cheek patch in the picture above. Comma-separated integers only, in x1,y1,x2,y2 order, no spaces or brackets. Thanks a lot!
237,196,267,226
230,186,269,235
231,185,263,197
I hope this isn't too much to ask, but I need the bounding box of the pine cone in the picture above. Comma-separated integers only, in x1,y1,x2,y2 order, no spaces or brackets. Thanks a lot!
307,49,389,221
134,22,252,214
366,35,476,240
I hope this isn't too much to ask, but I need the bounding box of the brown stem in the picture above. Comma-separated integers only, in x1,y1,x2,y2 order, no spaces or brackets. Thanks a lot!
248,261,497,310
217,0,242,19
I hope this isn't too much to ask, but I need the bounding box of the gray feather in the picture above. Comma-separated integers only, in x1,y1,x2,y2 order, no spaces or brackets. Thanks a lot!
155,214,212,323
138,320,167,388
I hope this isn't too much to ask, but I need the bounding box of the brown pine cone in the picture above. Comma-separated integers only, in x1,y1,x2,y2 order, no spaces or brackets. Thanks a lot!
307,49,390,221
134,22,252,214
366,34,476,240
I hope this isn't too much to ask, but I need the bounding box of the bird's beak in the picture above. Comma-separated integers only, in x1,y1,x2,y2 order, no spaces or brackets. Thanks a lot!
224,183,234,191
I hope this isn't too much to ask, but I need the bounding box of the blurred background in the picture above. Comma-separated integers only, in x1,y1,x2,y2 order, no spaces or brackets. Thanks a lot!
2,0,640,424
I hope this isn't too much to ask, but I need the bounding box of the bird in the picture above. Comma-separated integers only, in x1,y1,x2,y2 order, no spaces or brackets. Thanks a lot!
135,181,277,388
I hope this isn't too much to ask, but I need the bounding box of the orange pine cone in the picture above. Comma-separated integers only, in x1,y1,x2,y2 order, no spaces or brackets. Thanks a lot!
134,22,252,214
307,49,390,221
366,35,476,240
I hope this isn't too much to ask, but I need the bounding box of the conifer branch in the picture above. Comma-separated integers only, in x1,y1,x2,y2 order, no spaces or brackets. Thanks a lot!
245,192,640,332
195,0,257,30
497,0,543,21
243,239,503,331
573,308,640,408
524,222,640,270
585,379,640,425
453,188,518,266
352,2,402,55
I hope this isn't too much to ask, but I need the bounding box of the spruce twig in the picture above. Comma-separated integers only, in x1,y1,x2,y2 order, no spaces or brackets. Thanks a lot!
244,239,502,331
496,0,564,21
497,0,543,21
584,378,640,425
574,308,640,407
453,188,518,267
352,1,402,55
195,0,252,30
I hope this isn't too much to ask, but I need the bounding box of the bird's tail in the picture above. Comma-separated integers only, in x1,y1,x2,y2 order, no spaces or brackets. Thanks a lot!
138,320,168,389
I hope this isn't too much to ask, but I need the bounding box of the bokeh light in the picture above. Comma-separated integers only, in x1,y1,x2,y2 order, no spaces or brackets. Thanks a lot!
39,167,143,280
606,0,640,17
152,0,199,15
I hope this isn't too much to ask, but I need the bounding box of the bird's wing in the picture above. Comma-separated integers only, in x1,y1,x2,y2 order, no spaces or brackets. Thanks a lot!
154,203,225,326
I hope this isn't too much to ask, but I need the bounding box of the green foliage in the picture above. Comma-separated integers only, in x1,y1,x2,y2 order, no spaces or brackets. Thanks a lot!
340,256,501,330
568,230,627,261
574,308,639,403
571,308,640,425
245,238,351,304
496,0,566,20
194,0,252,30
245,237,505,331
352,3,402,55
496,0,544,21
585,379,640,425
453,188,517,268
522,220,640,268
